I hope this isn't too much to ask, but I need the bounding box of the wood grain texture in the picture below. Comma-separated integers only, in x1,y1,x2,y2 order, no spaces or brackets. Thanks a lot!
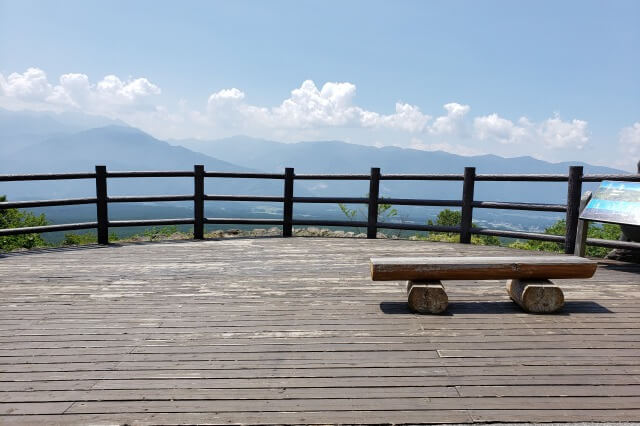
371,255,597,280
1,237,639,424
406,281,448,314
506,278,565,313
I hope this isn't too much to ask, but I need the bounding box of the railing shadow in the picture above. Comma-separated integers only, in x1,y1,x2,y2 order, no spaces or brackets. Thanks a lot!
379,300,613,315
0,244,111,258
0,235,292,258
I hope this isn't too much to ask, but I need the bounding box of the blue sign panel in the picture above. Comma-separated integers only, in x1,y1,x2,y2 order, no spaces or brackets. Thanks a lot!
580,181,640,226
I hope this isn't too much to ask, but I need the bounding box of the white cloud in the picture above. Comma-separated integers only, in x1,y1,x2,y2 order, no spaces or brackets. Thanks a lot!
95,75,161,106
0,68,56,102
0,67,161,114
208,88,245,103
361,102,431,132
270,80,361,128
200,79,432,132
473,112,588,149
0,67,596,163
474,114,529,144
539,116,588,149
430,102,470,135
620,122,640,157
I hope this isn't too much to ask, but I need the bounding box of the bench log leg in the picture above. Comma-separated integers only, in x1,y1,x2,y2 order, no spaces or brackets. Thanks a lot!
407,280,448,314
506,279,564,313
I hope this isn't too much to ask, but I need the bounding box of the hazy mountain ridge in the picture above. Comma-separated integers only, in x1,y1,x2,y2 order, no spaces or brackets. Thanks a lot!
173,135,627,204
0,107,126,157
175,135,624,175
0,110,633,231
0,119,283,200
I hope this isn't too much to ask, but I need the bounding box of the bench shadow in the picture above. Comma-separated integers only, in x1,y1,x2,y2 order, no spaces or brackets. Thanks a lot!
379,300,613,315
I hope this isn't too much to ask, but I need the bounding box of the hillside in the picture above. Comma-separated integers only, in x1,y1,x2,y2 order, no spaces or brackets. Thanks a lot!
0,126,283,200
175,135,628,203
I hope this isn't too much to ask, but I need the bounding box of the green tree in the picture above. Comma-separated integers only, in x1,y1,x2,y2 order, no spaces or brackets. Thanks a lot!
0,195,48,252
62,231,119,245
338,195,399,234
425,209,501,246
509,219,621,257
142,225,180,241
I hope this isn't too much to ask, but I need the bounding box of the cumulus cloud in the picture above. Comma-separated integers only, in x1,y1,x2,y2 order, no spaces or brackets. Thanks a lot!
0,67,161,114
473,112,588,149
430,102,470,135
201,79,433,132
270,80,361,128
361,102,431,132
539,116,588,149
0,67,53,101
620,122,640,156
474,114,529,144
0,67,594,161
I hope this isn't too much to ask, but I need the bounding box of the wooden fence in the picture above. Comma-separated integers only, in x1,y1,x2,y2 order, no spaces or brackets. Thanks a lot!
1,165,640,254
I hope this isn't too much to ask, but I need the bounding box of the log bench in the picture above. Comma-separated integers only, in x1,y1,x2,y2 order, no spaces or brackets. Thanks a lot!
370,256,597,314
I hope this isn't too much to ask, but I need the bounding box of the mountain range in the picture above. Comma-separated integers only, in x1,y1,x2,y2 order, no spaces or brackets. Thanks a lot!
0,108,632,231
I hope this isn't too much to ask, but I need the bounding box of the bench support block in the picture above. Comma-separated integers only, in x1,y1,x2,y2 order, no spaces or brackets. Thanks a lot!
506,279,564,313
407,280,448,314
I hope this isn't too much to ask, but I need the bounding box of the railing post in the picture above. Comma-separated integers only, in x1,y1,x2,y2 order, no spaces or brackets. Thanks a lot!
565,165,584,254
95,165,109,245
460,167,476,244
574,190,592,257
194,165,205,240
283,167,294,237
367,167,381,239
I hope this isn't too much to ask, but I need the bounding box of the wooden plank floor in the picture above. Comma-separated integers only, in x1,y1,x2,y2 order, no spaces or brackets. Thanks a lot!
1,237,639,425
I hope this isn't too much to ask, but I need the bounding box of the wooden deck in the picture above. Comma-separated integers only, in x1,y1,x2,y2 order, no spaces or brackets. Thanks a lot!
1,237,640,425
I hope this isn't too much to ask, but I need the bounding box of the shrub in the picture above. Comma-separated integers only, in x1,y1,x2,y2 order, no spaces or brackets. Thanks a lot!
0,195,48,252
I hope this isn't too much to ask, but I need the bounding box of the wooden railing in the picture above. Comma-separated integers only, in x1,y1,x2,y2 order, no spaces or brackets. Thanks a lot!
1,165,640,254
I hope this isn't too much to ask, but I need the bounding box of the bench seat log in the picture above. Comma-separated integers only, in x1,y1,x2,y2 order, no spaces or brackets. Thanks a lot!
506,279,565,313
406,281,448,314
370,256,597,281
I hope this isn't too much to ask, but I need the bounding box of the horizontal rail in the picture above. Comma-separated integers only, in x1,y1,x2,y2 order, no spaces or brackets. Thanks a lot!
3,171,638,183
107,171,194,178
582,174,640,182
0,222,97,236
108,218,195,227
205,172,284,179
473,201,567,212
0,197,97,209
108,195,194,203
294,174,370,180
293,196,369,204
382,198,463,207
2,165,638,254
205,195,284,202
475,174,568,182
471,228,566,243
292,219,368,228
381,174,464,181
0,172,95,181
584,238,640,250
205,218,283,225
377,222,461,233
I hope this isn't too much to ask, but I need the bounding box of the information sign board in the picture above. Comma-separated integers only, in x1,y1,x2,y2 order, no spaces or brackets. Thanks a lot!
580,181,640,226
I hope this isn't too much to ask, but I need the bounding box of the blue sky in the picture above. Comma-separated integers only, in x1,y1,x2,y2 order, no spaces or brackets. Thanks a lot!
1,0,639,170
